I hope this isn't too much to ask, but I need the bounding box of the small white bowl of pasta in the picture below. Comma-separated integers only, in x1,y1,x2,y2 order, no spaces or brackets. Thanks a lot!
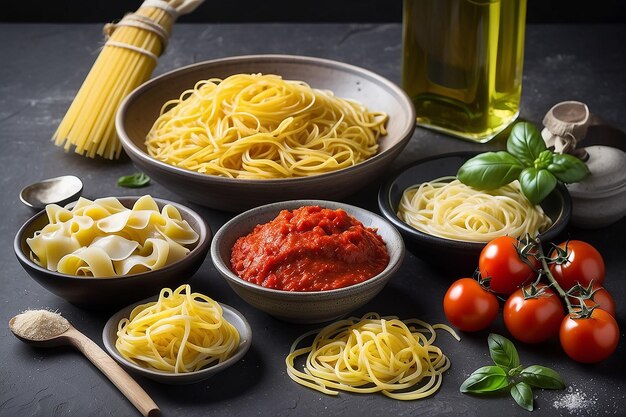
116,54,416,212
378,152,572,273
102,284,252,384
14,196,211,309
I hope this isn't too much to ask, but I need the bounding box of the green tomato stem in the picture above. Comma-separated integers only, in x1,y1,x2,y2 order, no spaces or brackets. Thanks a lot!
534,239,574,314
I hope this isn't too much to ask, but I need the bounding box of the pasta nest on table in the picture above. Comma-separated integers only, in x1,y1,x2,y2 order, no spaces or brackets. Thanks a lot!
286,313,459,400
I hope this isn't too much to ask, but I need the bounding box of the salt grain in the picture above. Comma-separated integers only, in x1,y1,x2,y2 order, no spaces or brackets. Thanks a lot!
10,309,70,340
553,386,597,413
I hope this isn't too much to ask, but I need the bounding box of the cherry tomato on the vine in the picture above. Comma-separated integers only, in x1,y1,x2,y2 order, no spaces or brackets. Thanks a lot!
568,284,616,317
503,285,565,343
479,236,538,295
549,240,605,291
443,278,499,332
560,308,619,363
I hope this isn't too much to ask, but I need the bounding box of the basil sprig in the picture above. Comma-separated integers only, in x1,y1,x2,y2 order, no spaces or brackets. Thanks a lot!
461,334,565,412
117,172,151,188
457,122,589,204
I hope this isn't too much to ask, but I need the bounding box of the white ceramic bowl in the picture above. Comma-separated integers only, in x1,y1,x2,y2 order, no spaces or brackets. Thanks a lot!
210,200,405,323
116,54,416,212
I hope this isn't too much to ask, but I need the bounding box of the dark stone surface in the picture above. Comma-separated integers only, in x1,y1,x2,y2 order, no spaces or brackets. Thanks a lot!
3,0,626,24
0,23,625,417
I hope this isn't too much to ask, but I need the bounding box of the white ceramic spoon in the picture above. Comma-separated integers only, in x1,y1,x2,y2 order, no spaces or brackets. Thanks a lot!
19,175,83,209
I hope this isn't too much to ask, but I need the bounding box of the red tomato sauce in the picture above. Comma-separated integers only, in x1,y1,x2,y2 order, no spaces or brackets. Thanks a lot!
230,206,390,291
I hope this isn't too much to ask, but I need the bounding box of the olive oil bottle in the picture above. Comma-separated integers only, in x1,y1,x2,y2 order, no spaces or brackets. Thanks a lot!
402,0,527,142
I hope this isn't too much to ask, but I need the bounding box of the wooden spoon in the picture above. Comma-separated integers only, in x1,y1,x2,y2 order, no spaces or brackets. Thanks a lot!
9,317,160,417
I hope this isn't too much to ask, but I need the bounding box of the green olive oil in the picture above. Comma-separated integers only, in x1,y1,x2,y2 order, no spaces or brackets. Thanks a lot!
402,0,527,142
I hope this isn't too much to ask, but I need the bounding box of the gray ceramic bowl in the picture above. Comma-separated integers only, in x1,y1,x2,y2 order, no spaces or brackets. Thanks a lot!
210,200,405,323
14,196,211,309
378,152,572,274
116,54,416,212
102,296,251,384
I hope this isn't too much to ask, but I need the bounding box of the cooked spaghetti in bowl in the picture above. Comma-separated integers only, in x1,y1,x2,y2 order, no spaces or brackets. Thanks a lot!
116,55,416,211
397,177,552,243
146,73,388,179
377,153,571,272
102,285,252,384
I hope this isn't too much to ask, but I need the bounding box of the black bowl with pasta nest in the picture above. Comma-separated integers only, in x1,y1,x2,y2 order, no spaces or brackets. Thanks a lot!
13,196,211,309
116,54,416,212
378,152,572,274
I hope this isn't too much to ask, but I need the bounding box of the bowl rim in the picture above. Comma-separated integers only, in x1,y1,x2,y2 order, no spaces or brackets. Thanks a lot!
377,151,572,248
210,199,405,299
116,53,416,185
14,196,211,282
102,295,252,380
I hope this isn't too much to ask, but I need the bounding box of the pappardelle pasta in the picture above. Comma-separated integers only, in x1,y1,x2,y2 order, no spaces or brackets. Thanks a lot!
286,313,459,400
116,284,240,373
397,177,552,242
145,73,388,179
26,195,199,277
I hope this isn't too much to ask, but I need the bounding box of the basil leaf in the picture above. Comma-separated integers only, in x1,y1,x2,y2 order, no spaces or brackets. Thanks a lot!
460,366,510,393
511,382,534,411
536,150,553,170
488,334,520,372
457,152,523,190
519,167,557,205
507,122,547,166
520,365,566,389
548,153,590,183
117,172,151,188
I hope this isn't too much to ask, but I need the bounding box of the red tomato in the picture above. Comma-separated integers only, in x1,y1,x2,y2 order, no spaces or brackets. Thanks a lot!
479,236,538,295
568,285,616,317
503,285,565,343
560,309,619,363
549,240,605,291
443,278,499,332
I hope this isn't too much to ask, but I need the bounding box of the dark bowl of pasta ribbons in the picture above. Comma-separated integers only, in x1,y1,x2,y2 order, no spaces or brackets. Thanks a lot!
378,152,572,274
116,54,416,212
211,200,405,323
14,196,211,309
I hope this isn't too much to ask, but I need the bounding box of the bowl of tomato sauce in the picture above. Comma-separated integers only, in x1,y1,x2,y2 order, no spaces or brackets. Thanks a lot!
210,200,405,323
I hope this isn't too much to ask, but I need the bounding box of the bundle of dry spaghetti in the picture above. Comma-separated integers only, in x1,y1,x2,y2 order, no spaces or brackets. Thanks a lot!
53,0,205,159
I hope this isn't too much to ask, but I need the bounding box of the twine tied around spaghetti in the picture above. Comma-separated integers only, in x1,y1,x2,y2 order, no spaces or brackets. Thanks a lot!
102,0,204,62
53,0,205,159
